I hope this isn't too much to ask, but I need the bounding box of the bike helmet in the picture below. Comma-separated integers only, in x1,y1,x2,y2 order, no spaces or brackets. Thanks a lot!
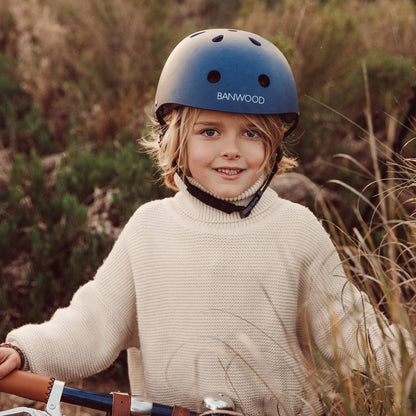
155,28,299,132
154,29,299,218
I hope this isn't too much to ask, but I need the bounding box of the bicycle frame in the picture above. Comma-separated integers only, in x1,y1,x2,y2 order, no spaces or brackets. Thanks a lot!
0,370,241,416
0,370,197,416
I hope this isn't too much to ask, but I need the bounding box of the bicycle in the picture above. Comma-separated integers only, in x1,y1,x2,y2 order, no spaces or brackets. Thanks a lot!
0,370,241,416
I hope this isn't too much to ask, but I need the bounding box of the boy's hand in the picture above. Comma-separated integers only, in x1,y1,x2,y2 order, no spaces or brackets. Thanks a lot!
0,347,21,379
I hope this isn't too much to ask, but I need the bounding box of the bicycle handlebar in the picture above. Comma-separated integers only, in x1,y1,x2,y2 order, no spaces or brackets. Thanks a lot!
61,386,187,416
0,370,54,403
0,370,198,416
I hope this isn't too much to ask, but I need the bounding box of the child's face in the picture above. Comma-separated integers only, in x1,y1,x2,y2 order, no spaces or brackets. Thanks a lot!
186,109,266,198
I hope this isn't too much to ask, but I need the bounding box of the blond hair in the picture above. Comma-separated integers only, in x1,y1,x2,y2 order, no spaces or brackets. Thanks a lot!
142,106,297,191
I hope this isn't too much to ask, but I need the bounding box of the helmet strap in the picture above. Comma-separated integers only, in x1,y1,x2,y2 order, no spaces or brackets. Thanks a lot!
179,148,282,218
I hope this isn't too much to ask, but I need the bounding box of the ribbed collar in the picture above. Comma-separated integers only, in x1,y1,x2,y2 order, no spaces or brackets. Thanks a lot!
171,173,279,228
185,174,266,205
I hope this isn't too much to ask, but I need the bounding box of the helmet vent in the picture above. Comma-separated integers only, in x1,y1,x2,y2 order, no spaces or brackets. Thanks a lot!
190,31,205,38
249,37,261,46
212,35,224,42
258,74,270,87
207,70,221,83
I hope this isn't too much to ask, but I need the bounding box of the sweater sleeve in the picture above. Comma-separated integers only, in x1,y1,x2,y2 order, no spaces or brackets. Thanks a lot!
296,211,404,377
6,226,139,382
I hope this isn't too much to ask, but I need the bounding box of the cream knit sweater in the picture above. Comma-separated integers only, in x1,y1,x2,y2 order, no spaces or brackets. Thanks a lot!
8,175,397,415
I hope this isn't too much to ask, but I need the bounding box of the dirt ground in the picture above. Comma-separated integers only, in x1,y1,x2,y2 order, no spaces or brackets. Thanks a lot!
0,377,130,416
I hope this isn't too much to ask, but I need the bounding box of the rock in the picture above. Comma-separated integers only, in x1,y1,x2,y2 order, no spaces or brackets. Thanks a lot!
87,187,122,239
270,172,331,207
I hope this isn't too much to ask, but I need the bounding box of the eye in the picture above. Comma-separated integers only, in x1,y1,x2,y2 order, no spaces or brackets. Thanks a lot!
202,128,218,137
244,129,262,139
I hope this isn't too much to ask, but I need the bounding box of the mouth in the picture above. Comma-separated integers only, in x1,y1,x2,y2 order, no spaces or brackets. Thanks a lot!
215,168,243,176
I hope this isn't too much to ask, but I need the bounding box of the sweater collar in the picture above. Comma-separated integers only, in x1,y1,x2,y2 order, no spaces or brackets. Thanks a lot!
185,175,266,205
172,173,278,225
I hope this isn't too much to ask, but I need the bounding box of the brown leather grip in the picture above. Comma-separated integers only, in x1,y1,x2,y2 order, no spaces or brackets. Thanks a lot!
0,370,55,403
171,405,191,416
112,392,131,416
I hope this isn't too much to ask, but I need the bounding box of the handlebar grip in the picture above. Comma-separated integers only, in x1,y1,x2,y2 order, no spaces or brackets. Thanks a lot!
0,370,55,403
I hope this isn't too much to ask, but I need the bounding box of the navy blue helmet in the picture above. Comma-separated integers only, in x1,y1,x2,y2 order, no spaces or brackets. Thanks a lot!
155,28,299,131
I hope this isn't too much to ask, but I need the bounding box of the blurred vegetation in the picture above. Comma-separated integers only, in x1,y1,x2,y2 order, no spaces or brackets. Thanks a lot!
0,0,415,413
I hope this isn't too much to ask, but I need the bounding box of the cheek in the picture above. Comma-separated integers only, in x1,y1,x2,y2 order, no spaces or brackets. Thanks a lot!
249,142,267,170
186,140,209,175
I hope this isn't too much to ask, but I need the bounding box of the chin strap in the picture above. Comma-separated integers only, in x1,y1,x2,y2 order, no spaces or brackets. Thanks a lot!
179,148,282,218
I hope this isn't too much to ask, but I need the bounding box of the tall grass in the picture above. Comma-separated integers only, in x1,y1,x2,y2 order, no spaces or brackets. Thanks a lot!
308,96,416,414
321,159,416,415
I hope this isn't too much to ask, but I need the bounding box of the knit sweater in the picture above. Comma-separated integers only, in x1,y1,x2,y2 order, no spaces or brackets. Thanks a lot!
7,175,396,416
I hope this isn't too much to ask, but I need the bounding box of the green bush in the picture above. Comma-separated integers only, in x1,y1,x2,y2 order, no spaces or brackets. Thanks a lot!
0,138,170,339
0,53,58,155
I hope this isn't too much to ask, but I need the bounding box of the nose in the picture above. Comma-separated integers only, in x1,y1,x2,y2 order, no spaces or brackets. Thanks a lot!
220,134,240,159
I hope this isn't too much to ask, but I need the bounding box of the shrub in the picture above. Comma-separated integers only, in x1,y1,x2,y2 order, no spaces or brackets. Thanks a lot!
0,136,169,339
0,53,57,155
